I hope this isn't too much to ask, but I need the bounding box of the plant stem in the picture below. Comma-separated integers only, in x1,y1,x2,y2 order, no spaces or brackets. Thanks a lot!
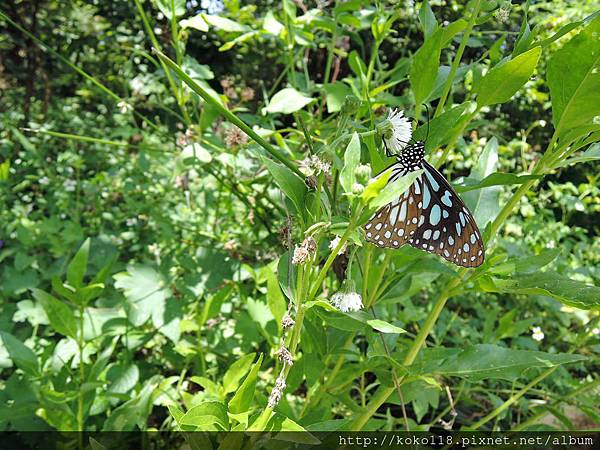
468,367,558,430
434,0,482,118
155,50,305,179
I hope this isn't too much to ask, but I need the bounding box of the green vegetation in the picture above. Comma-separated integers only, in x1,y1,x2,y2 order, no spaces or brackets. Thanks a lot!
1,0,599,438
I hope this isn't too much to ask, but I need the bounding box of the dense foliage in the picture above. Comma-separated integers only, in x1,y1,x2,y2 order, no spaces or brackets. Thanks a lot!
1,0,599,441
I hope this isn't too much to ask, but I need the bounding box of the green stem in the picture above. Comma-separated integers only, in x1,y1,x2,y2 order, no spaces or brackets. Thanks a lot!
155,50,305,178
434,0,482,118
469,367,558,430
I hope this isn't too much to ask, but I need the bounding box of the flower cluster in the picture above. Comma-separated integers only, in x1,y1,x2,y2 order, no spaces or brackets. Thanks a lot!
291,236,317,265
224,126,248,147
267,376,286,408
331,280,363,313
299,155,331,177
275,346,294,366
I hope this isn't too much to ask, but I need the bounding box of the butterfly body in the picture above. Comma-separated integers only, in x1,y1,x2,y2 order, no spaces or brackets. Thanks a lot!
365,141,485,268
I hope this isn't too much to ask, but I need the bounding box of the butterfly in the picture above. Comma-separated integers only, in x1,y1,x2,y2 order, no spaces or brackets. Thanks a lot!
364,141,485,268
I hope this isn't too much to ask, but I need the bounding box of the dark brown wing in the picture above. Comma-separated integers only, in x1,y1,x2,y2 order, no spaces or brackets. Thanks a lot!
407,161,485,267
364,166,423,249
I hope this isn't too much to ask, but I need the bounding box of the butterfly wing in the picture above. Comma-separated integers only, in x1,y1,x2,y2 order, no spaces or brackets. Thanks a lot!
364,164,423,249
407,161,485,267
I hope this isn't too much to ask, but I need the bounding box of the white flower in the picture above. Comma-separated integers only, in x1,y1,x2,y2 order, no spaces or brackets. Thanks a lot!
532,327,544,342
117,100,133,114
39,176,50,186
592,328,599,336
329,236,347,255
267,376,286,408
331,282,363,313
383,109,412,154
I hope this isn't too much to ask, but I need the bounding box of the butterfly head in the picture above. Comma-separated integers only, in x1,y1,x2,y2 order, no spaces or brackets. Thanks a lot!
398,141,425,169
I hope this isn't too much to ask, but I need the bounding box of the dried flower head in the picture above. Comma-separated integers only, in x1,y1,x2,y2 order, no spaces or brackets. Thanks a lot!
224,126,248,147
241,86,255,102
383,109,412,154
281,314,295,329
279,219,293,249
292,245,309,265
275,346,294,366
267,376,286,408
494,4,511,23
220,76,234,89
302,236,317,254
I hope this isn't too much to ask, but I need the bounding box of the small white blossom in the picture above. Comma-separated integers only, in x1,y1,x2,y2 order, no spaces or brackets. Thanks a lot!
63,179,77,192
384,109,412,154
532,326,544,342
494,5,510,23
329,236,347,255
292,245,309,265
117,100,133,114
591,328,599,336
39,176,50,186
331,282,363,313
126,218,138,227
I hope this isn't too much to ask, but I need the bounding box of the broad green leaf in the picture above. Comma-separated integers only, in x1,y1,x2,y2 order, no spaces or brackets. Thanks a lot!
410,28,443,104
102,376,162,431
154,0,185,19
228,353,263,414
441,19,467,46
369,170,423,210
182,143,212,164
486,272,600,310
453,173,540,193
246,298,273,329
180,401,229,431
223,353,256,395
489,249,561,276
262,156,307,215
410,345,586,381
323,82,351,113
202,14,248,32
463,138,500,229
267,413,320,444
366,319,406,334
263,11,284,35
0,331,39,377
201,284,233,326
265,267,286,331
475,46,541,106
558,143,600,167
219,31,262,52
32,289,78,340
67,238,90,289
414,103,471,151
339,132,361,194
348,51,367,80
264,88,314,114
547,16,600,136
179,14,209,32
418,0,438,39
360,168,391,204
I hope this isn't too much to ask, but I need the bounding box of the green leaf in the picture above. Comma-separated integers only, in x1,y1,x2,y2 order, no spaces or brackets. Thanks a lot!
323,82,351,113
102,376,162,431
463,138,501,229
348,51,367,80
223,353,256,395
201,13,248,32
453,172,540,193
32,289,78,340
179,401,229,431
266,413,320,444
369,170,423,210
410,28,443,105
262,156,307,215
418,0,438,39
265,267,286,331
263,11,284,35
441,19,467,46
414,103,471,151
182,143,212,164
410,345,586,381
0,331,39,377
485,272,600,310
89,437,107,450
228,354,263,414
547,16,600,136
489,249,561,276
154,0,185,19
66,238,90,289
179,14,209,32
264,88,314,114
366,319,406,334
339,132,361,194
475,46,541,106
558,143,600,167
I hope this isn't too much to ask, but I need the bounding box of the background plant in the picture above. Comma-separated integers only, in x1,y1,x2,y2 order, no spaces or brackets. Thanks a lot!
0,0,599,441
